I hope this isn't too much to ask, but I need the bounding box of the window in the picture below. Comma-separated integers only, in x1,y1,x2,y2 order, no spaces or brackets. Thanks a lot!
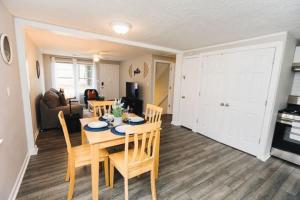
78,63,94,93
55,62,75,97
54,58,95,98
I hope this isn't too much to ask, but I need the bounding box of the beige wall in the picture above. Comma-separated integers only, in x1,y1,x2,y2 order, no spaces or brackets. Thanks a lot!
43,54,52,91
0,2,28,199
120,54,175,112
120,54,153,111
25,34,45,139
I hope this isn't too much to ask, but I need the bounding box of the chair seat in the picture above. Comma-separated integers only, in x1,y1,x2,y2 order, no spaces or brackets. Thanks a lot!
109,149,152,178
73,144,109,167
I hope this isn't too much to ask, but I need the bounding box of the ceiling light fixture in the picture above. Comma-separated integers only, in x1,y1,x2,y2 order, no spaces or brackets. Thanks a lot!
93,55,100,62
110,21,132,34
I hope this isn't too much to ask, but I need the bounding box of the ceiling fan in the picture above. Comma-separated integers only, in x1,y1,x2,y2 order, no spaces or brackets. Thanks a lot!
84,51,119,62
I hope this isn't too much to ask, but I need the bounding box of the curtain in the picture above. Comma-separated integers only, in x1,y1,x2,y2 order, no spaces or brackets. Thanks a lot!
92,62,97,89
73,58,80,100
50,56,56,89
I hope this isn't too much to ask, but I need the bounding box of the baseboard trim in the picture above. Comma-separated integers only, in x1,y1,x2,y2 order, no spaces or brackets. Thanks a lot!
257,153,271,162
171,120,180,126
8,153,30,200
34,130,39,141
29,145,39,155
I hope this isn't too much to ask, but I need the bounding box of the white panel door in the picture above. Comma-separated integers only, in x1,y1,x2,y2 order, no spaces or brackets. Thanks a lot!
197,55,228,141
197,47,275,156
223,48,275,155
99,63,120,100
180,57,200,129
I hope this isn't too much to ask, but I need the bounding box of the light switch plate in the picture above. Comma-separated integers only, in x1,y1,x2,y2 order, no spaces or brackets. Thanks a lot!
6,87,10,96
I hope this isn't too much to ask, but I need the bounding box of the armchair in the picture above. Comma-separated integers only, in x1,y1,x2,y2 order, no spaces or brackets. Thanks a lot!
83,89,104,108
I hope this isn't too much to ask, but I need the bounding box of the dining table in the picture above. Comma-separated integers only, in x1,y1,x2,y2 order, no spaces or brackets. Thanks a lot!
80,114,160,200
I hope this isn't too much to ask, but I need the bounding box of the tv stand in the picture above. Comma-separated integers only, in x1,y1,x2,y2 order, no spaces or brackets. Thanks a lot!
121,97,143,116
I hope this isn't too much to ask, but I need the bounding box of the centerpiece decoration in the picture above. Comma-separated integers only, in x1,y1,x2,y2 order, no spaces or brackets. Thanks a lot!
112,99,124,125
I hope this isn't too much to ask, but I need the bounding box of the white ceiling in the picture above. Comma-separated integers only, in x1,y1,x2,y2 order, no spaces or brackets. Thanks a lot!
26,27,173,61
3,0,300,50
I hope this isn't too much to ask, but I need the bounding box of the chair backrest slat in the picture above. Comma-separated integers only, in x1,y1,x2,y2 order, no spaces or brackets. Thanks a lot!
131,134,139,162
147,131,154,156
125,122,161,171
94,101,114,117
58,111,72,153
145,104,163,123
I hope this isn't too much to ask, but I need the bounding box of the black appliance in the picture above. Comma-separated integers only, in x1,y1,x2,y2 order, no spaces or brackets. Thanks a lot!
126,82,139,99
271,95,300,165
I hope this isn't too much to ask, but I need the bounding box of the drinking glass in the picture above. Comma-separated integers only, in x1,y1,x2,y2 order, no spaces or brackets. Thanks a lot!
107,114,114,128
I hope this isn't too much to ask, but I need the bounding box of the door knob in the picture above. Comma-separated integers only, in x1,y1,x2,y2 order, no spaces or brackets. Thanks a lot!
220,103,224,106
181,96,186,99
225,103,230,107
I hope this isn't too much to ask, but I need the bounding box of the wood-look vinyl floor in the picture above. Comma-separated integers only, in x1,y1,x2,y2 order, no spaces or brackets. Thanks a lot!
17,115,300,200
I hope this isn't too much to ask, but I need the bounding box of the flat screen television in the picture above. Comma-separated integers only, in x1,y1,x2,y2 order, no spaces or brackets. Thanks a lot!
126,82,139,99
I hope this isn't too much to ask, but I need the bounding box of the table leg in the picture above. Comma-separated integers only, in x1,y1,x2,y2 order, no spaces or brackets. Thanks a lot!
155,132,160,179
81,127,87,144
91,144,99,200
93,106,97,117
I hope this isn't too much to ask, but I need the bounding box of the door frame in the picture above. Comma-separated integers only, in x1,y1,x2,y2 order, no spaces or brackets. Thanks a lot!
14,18,181,156
152,59,175,114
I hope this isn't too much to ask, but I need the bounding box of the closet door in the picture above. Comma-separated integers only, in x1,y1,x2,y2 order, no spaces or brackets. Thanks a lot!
179,57,200,129
223,48,275,155
197,55,228,141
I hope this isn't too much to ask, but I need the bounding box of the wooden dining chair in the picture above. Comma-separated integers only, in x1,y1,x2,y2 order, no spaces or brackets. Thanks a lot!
109,122,162,200
58,111,109,200
145,104,163,123
93,101,114,117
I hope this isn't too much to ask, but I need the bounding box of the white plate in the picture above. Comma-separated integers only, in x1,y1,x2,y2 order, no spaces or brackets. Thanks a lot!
116,125,130,133
102,114,113,120
88,121,108,129
129,116,144,122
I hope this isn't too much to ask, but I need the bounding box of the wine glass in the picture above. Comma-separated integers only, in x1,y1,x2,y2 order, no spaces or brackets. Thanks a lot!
124,106,129,121
106,114,114,128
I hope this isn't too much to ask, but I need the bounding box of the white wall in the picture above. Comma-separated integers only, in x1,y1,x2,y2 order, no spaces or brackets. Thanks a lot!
42,54,52,91
259,34,296,158
0,2,28,199
25,34,45,140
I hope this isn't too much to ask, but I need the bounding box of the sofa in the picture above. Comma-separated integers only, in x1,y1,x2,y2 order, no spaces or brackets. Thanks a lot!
40,88,83,130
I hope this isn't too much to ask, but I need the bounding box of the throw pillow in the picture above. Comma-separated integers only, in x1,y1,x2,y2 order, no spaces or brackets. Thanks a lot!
43,91,60,108
58,92,67,106
50,88,60,95
88,90,97,99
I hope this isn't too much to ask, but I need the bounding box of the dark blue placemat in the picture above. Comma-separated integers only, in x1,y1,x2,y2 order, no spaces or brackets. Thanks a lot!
123,120,146,125
84,124,109,132
111,126,126,136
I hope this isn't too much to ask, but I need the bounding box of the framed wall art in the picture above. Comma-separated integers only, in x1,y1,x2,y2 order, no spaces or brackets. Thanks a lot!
0,34,13,64
36,60,40,78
